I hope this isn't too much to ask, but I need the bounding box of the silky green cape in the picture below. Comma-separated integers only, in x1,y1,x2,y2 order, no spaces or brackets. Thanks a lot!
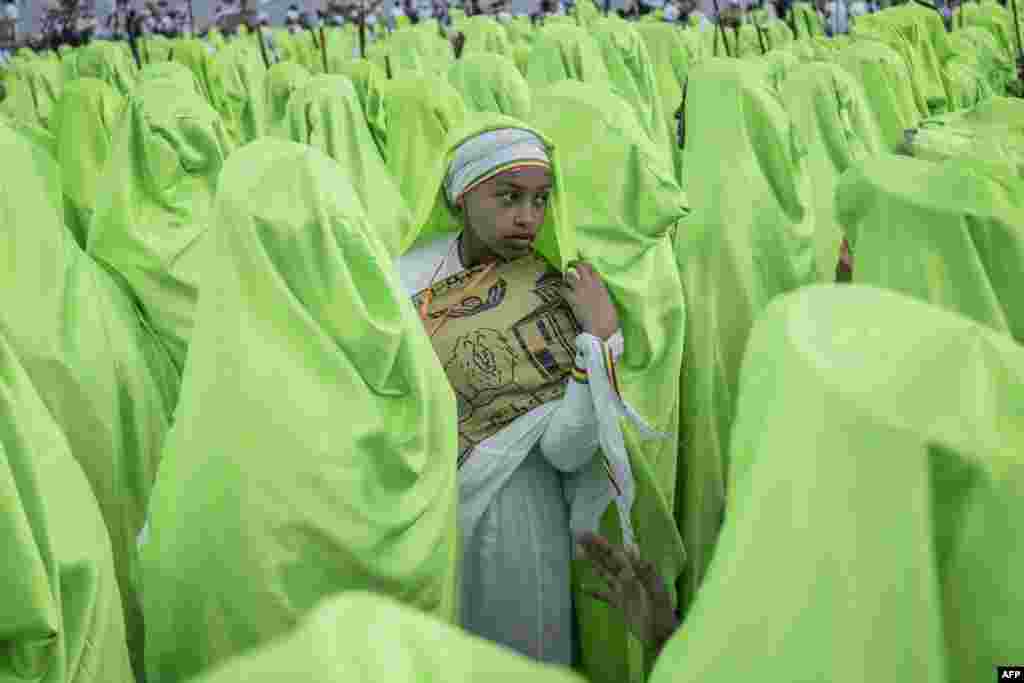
447,52,532,120
379,75,467,241
87,79,230,370
462,15,513,56
650,284,1024,683
51,77,126,248
172,39,217,105
674,58,816,614
408,111,574,270
837,154,1024,343
0,330,135,683
76,41,136,96
141,139,459,683
188,593,586,683
529,82,688,683
208,42,267,148
780,62,883,281
330,59,389,157
591,17,673,166
907,96,1024,172
525,24,612,90
279,74,412,258
264,60,311,138
137,61,205,97
838,39,922,151
634,22,691,183
0,120,181,678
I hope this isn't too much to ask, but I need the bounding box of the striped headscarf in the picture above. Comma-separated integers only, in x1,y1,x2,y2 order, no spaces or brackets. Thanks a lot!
443,128,552,206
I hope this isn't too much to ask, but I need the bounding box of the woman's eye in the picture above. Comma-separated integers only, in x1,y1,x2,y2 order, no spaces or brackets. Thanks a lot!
534,195,550,207
501,193,519,203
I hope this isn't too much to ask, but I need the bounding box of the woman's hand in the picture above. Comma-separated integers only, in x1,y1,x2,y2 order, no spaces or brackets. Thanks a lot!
576,532,679,656
562,262,620,341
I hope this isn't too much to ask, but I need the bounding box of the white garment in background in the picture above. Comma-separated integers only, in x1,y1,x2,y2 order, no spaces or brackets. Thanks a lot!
397,233,641,665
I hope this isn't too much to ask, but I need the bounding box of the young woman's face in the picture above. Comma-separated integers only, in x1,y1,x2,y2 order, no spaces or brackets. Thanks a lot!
459,166,552,262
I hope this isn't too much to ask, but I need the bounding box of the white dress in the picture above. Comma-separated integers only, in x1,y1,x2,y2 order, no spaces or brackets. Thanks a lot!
397,234,626,665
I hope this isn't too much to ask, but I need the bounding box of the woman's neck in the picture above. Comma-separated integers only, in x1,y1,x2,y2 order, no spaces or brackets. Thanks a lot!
458,228,502,269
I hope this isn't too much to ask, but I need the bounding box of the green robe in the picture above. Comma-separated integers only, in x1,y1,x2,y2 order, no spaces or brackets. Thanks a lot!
525,24,612,90
141,139,459,683
264,60,312,138
447,52,533,120
650,284,1024,683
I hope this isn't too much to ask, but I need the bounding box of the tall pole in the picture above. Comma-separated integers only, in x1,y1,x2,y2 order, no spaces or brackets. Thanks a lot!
319,23,328,71
359,0,366,58
257,24,270,66
186,0,195,35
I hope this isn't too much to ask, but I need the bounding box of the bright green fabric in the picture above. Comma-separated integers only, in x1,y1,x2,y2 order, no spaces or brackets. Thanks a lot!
852,15,934,116
0,119,181,678
141,138,459,683
3,58,61,130
907,96,1024,171
592,17,673,166
279,75,411,258
137,61,204,96
76,41,135,96
838,39,922,151
837,154,1024,342
525,24,611,89
370,28,452,77
650,284,1024,683
462,15,513,55
330,59,389,157
187,593,585,683
173,39,217,105
379,75,467,244
409,111,575,270
0,330,136,683
529,82,687,683
633,22,691,183
780,62,883,281
955,1,1017,57
951,25,1017,94
513,42,531,75
879,4,954,114
87,80,230,370
673,58,817,615
264,61,311,138
208,42,267,148
790,2,825,37
447,52,532,120
51,78,126,248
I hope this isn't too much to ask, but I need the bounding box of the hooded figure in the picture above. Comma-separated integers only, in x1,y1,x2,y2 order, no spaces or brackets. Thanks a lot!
76,40,136,96
0,117,181,679
140,139,459,683
264,60,311,138
779,62,883,281
51,77,126,248
0,330,136,683
447,52,532,120
188,593,587,683
87,79,231,370
529,82,688,683
634,22,691,183
650,285,1024,683
378,75,467,249
838,39,923,152
208,41,267,148
331,59,389,157
461,14,513,55
525,24,611,90
0,57,61,130
279,75,413,258
172,38,218,105
673,58,816,614
837,155,1024,343
137,61,205,96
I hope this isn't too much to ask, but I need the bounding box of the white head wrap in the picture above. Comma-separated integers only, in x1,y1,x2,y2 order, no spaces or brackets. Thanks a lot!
663,2,679,20
444,128,552,206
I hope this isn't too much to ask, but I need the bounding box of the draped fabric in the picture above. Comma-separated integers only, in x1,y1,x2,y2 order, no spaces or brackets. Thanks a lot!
780,61,883,281
137,61,204,97
51,77,126,248
525,24,612,90
838,39,922,151
530,81,687,683
279,75,412,258
88,79,230,370
332,59,390,158
0,330,136,683
448,53,532,120
76,41,136,96
188,593,586,683
208,42,267,148
264,60,312,138
141,139,459,683
673,58,817,615
650,285,1024,683
837,154,1024,343
0,119,181,679
634,23,691,183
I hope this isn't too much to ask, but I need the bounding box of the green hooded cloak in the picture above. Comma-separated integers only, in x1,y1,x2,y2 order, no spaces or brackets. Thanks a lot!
51,78,126,248
137,61,204,98
331,58,389,157
75,41,135,96
0,331,136,683
529,82,688,683
525,24,611,90
0,119,181,678
837,154,1024,343
140,139,459,683
650,284,1024,683
264,60,312,138
208,42,267,148
279,75,412,258
780,62,883,281
838,39,923,151
447,52,533,120
634,22,692,183
87,79,230,370
673,57,817,614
